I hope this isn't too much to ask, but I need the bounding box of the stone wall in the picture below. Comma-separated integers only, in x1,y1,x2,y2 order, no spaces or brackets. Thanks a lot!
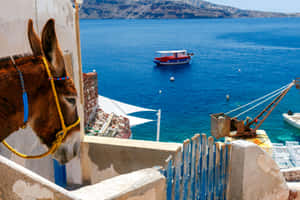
86,108,132,138
83,72,98,126
83,72,132,139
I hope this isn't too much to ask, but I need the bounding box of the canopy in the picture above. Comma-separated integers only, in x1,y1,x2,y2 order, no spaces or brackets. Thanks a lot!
98,95,157,127
126,116,154,127
156,50,187,54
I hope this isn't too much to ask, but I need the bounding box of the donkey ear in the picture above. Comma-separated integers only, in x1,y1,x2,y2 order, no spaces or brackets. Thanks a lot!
41,19,66,77
28,19,43,56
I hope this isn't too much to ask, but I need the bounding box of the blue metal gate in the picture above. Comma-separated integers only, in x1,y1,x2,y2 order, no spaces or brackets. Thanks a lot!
160,134,232,200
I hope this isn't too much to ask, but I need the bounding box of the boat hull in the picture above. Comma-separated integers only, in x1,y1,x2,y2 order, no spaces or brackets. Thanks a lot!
283,113,300,129
154,58,191,66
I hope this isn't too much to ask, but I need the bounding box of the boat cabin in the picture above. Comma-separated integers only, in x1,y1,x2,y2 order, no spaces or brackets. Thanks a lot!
154,50,193,66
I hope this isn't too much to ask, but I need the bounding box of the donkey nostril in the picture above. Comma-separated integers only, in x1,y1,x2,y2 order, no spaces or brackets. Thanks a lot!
58,149,68,165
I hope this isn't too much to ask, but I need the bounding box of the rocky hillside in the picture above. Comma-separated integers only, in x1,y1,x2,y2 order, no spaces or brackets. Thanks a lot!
79,0,300,19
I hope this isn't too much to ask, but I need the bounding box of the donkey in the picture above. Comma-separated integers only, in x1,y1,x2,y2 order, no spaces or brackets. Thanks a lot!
0,19,80,164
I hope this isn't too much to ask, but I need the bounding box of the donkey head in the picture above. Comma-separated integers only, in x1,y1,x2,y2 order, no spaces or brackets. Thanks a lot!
27,19,80,164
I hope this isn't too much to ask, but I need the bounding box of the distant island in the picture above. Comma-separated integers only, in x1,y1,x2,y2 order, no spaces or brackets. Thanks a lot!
79,0,300,19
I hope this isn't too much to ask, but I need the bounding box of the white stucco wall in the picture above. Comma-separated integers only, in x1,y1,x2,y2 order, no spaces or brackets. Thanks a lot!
0,155,80,200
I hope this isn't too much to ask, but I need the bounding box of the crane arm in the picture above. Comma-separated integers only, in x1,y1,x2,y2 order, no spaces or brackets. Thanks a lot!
211,79,299,139
246,81,295,133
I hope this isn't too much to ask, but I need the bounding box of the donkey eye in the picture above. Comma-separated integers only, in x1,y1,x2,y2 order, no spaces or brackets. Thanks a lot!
65,97,76,105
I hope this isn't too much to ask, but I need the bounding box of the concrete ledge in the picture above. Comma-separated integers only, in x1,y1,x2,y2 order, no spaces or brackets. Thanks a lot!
0,155,79,200
71,168,166,200
84,136,181,152
83,136,181,184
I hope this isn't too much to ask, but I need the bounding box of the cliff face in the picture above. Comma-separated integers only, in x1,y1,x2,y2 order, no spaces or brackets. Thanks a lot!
79,0,300,19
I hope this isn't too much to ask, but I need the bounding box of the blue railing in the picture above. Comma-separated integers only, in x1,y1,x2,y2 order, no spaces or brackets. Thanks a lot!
160,134,232,200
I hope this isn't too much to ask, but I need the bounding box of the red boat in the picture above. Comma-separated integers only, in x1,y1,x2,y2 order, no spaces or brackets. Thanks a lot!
154,50,193,66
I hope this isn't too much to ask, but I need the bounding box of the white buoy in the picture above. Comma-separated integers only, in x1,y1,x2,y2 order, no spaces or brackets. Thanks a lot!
226,94,230,101
170,76,175,81
238,69,241,72
159,90,162,94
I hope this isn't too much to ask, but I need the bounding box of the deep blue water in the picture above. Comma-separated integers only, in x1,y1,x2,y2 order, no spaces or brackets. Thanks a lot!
80,18,300,143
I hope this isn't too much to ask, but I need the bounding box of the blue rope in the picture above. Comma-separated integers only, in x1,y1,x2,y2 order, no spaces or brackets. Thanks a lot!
10,56,29,124
22,92,29,123
10,56,70,124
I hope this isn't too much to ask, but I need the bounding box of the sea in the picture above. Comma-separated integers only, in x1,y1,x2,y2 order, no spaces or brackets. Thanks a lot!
80,18,300,143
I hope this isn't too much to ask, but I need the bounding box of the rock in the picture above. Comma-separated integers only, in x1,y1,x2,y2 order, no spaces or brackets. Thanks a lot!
282,167,300,182
79,0,299,19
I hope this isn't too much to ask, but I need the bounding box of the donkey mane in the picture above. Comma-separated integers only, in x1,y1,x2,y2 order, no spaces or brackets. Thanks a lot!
0,53,32,63
0,54,45,72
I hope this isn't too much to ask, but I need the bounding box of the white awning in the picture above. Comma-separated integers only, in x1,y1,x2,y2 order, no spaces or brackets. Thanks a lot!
98,95,156,127
126,116,154,127
156,50,187,54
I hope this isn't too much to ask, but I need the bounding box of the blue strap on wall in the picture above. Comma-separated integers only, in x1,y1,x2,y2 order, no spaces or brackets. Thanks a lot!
53,159,67,188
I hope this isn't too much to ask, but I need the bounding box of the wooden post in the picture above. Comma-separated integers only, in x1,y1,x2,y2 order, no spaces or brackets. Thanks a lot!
207,137,214,200
75,1,85,108
74,0,91,186
225,143,232,200
190,134,200,200
214,142,221,200
182,139,190,200
165,155,173,200
220,144,226,199
174,146,182,200
200,134,207,200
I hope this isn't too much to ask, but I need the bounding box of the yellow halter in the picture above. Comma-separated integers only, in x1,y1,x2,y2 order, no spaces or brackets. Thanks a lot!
2,57,80,159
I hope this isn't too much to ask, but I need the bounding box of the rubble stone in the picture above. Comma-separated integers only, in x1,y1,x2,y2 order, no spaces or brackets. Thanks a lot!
83,72,131,139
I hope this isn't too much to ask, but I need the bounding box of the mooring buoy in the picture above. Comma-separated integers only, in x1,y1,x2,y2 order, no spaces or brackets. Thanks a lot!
226,94,230,101
170,76,175,81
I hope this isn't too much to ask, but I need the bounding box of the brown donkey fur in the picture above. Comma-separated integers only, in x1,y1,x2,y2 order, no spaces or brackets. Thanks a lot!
0,19,80,164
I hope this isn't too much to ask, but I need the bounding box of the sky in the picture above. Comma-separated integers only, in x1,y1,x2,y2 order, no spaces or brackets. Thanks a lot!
207,0,300,13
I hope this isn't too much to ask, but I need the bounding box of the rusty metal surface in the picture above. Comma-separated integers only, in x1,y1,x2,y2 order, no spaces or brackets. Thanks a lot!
210,113,231,139
231,119,245,135
211,80,297,139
